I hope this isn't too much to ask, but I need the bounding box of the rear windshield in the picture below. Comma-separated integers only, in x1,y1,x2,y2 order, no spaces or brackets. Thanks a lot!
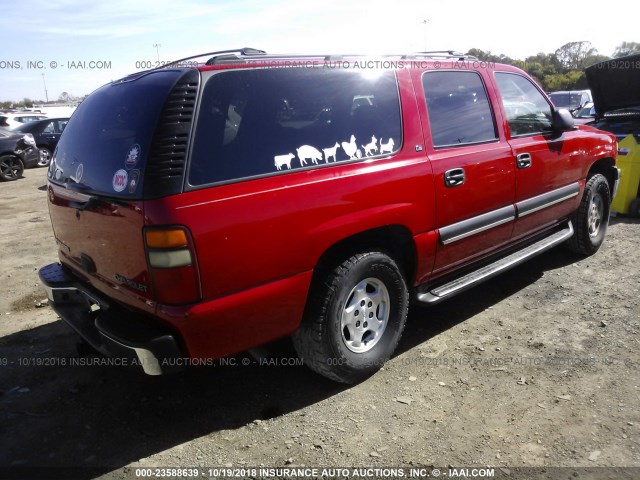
188,68,402,186
48,70,182,197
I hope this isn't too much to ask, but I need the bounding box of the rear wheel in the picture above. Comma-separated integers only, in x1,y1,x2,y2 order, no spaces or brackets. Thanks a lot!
0,155,24,181
38,147,52,167
566,173,610,255
293,252,408,384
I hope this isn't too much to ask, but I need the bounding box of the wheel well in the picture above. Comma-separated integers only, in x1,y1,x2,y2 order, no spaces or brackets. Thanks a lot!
313,225,417,285
588,157,616,195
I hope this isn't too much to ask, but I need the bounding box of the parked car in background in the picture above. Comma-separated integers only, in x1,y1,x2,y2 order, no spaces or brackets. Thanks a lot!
586,56,640,141
572,102,596,125
0,112,48,129
0,128,40,181
548,90,592,114
586,54,640,216
13,118,69,167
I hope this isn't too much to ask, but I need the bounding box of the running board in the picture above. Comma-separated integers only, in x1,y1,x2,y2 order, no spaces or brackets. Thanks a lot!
416,221,574,304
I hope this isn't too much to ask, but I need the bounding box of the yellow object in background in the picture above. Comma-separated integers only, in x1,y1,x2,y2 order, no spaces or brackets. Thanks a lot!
610,134,640,215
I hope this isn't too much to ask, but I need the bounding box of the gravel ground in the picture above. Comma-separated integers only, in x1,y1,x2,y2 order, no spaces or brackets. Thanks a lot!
0,169,638,480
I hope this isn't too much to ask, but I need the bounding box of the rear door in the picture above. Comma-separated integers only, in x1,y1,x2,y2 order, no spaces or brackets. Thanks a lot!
40,119,66,149
493,72,583,240
412,69,516,275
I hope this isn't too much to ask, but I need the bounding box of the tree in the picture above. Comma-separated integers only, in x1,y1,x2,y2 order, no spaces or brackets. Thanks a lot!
554,41,597,70
613,41,640,58
58,92,74,103
466,48,515,65
544,70,586,91
582,54,611,68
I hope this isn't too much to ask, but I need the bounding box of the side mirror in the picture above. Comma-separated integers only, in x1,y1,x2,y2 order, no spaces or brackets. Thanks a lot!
553,108,575,131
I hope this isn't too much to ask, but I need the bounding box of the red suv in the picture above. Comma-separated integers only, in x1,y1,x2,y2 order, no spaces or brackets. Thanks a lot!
39,49,619,383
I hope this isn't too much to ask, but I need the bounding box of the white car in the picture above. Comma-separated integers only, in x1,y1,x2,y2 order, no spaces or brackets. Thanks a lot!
0,113,48,130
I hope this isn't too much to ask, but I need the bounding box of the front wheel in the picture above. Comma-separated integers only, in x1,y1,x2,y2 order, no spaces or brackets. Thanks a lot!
293,252,408,384
0,155,24,181
566,173,610,255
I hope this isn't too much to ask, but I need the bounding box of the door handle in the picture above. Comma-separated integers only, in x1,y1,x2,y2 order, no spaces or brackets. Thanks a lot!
516,153,532,169
444,168,465,187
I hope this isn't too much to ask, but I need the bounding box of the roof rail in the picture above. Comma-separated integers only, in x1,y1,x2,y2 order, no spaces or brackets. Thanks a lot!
141,48,266,70
205,48,267,65
401,51,477,61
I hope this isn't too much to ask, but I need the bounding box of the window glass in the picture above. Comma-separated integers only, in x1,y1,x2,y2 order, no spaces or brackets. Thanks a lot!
548,92,582,109
422,71,497,148
50,70,182,197
189,68,402,185
495,73,553,136
43,121,55,134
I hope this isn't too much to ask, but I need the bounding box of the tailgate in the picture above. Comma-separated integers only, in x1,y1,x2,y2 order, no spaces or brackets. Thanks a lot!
48,184,154,311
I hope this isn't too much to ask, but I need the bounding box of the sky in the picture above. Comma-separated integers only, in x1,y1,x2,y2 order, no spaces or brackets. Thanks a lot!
2,0,638,103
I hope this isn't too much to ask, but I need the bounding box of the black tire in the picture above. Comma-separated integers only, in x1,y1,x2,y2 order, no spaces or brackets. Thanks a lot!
37,147,52,167
628,198,640,218
566,173,610,255
293,252,408,384
0,155,24,181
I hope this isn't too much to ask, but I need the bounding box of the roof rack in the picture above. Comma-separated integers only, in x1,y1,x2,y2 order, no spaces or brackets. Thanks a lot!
141,47,267,71
205,48,267,65
401,51,477,61
140,48,480,73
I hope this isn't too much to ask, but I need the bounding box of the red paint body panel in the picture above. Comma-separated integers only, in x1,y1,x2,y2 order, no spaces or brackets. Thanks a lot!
157,271,313,359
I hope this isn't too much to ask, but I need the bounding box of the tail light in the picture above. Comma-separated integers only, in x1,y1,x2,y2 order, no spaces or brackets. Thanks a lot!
144,226,201,305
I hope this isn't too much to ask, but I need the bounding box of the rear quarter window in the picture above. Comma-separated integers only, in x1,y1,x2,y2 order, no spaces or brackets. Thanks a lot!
188,68,402,186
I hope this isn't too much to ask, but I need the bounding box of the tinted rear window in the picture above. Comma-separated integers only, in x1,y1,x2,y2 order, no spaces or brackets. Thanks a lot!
188,68,402,186
49,70,183,197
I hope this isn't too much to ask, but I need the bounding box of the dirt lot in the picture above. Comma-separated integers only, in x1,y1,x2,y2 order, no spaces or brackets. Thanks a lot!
0,169,639,479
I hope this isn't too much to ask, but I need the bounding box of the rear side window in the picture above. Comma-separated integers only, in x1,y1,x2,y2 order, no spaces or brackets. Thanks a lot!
188,68,402,186
44,119,68,134
43,121,56,134
422,71,497,148
495,72,553,136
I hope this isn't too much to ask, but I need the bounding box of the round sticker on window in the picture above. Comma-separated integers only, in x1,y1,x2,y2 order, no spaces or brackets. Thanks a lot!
125,144,141,169
112,169,128,192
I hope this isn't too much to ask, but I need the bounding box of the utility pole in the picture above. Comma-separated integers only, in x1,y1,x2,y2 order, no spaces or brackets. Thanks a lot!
421,19,430,52
153,43,161,62
41,73,49,103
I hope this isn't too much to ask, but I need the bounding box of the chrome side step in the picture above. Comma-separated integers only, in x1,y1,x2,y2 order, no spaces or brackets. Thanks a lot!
416,221,574,304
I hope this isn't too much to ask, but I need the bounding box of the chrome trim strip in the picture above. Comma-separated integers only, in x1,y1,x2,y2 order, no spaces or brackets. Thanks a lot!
418,221,574,304
439,205,516,245
516,182,580,218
